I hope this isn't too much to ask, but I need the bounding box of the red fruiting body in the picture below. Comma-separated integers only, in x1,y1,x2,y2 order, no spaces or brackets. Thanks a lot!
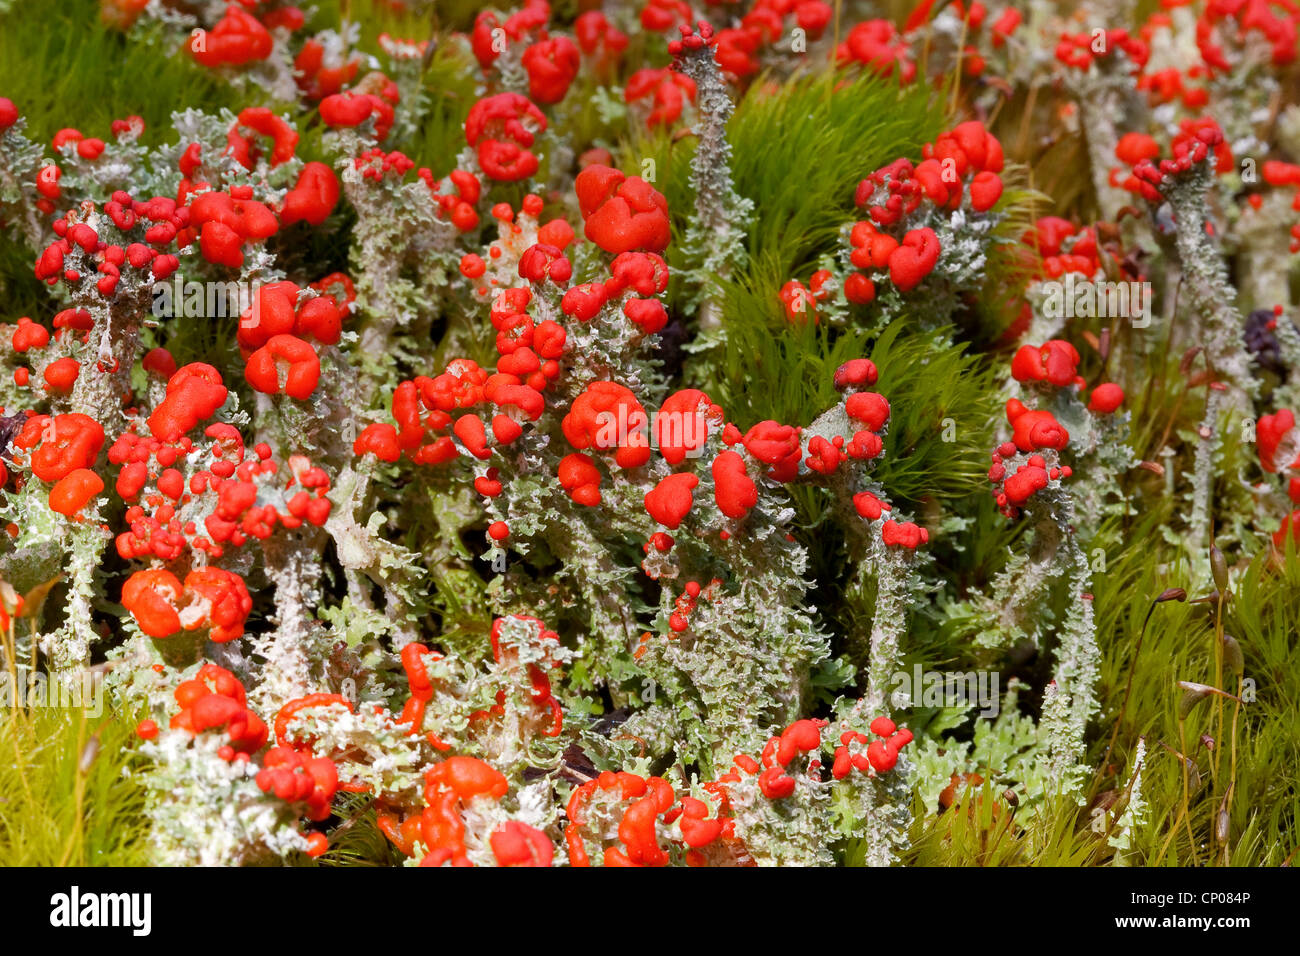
142,348,177,379
122,568,184,638
1003,465,1049,506
656,389,717,464
294,37,360,101
320,91,395,141
522,37,581,104
837,20,915,81
465,93,548,182
280,162,340,227
184,568,254,643
518,242,572,284
562,381,651,469
15,413,105,482
49,468,104,517
625,67,696,127
148,364,229,440
1008,405,1070,453
843,273,876,304
1011,340,1082,388
881,519,929,548
12,316,50,352
245,335,321,399
256,746,340,821
190,189,280,268
170,665,268,752
853,490,888,520
575,165,671,254
355,424,401,462
623,297,668,334
742,421,802,482
1275,511,1300,549
845,391,890,431
226,108,298,170
189,6,273,68
1088,383,1125,414
888,227,941,292
558,453,602,506
644,473,699,528
562,283,608,320
833,359,878,391
1258,409,1298,473
491,821,554,867
42,356,80,392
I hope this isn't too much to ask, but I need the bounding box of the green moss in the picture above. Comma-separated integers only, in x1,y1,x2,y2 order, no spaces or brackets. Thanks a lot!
0,0,245,149
1088,538,1300,866
0,703,150,866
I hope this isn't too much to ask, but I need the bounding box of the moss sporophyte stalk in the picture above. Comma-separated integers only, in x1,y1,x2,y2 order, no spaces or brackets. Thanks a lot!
0,0,1297,868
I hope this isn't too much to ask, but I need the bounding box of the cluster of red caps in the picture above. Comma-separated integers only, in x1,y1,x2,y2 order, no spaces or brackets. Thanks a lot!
1011,338,1125,415
20,97,341,284
841,121,1005,304
1196,0,1299,74
1127,119,1230,203
1054,26,1149,72
469,0,627,117
625,66,697,128
9,308,105,396
1258,161,1300,252
671,4,833,79
465,92,549,183
122,567,252,643
989,340,1123,516
9,412,106,518
837,19,916,81
470,0,551,72
778,270,834,322
355,257,926,549
721,714,914,802
905,2,1022,77
459,193,575,295
109,363,332,564
354,168,677,544
319,76,400,142
397,617,568,750
238,273,355,400
564,770,682,866
1023,216,1103,279
833,716,916,778
376,756,554,867
0,104,142,217
148,664,268,754
295,35,361,102
134,663,340,858
188,4,283,69
575,10,631,82
35,193,185,290
477,616,565,737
